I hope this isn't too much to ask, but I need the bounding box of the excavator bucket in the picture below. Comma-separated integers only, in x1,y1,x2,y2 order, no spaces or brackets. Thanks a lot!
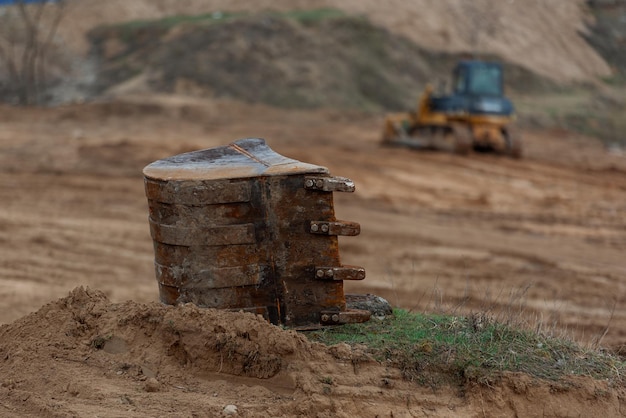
143,138,371,328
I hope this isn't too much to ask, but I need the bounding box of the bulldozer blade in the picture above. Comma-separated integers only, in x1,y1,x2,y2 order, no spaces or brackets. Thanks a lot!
384,135,459,153
384,135,436,150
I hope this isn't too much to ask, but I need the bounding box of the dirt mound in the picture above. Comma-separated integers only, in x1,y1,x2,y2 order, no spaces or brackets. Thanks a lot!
1,287,624,417
0,287,317,380
87,12,554,111
59,0,610,83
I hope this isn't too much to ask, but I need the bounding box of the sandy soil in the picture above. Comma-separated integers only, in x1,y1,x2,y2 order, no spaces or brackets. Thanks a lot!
1,95,625,416
3,287,623,417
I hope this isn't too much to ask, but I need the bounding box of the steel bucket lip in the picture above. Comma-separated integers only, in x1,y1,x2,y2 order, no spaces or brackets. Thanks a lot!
143,138,328,181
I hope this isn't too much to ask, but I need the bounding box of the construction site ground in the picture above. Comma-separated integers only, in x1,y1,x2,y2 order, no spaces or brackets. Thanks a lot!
1,95,625,417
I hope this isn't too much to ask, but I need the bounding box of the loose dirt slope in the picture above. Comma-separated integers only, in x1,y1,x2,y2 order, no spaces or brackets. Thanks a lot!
1,287,623,417
60,0,610,82
1,96,625,415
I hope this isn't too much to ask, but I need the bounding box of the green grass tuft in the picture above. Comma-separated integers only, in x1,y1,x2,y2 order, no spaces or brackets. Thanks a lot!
105,8,347,33
307,309,626,386
280,8,348,23
113,11,245,31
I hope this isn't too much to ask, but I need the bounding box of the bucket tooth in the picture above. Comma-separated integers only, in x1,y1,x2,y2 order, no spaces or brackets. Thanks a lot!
320,309,372,325
304,176,355,192
314,266,366,281
309,220,360,236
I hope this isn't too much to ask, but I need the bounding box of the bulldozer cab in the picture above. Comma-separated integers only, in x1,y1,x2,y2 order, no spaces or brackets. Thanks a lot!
453,61,503,97
429,60,513,117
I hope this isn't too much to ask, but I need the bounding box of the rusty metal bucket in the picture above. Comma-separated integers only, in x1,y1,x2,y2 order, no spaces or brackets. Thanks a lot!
143,138,370,328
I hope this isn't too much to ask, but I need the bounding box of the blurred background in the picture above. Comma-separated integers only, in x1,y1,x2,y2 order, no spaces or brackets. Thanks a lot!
1,0,625,144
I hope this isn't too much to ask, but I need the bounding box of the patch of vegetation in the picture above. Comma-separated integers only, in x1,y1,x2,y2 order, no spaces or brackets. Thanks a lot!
93,8,346,38
107,11,246,32
307,309,626,386
280,8,348,24
87,10,245,57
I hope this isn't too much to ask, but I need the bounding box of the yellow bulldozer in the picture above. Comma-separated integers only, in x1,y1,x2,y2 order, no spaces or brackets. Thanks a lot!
382,60,522,158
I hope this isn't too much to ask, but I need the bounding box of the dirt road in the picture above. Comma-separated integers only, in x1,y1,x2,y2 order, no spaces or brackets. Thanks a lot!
0,96,625,416
2,96,624,346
